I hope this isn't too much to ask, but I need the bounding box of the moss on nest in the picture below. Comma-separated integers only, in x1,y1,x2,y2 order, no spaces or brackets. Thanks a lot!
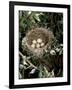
22,27,54,57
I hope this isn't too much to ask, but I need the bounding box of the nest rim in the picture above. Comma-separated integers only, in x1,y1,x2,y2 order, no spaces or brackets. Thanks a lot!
26,28,50,47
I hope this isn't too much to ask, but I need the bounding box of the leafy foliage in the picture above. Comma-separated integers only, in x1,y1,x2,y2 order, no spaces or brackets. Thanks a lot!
19,11,63,79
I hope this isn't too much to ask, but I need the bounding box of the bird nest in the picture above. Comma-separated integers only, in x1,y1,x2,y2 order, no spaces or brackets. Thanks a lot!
22,28,54,57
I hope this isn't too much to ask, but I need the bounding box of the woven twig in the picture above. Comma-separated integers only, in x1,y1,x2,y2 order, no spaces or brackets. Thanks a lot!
22,27,54,57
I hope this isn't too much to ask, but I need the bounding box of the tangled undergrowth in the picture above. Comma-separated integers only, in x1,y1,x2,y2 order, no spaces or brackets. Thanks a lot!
19,11,63,79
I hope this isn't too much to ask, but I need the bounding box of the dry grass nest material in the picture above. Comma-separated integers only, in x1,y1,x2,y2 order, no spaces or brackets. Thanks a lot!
22,28,54,57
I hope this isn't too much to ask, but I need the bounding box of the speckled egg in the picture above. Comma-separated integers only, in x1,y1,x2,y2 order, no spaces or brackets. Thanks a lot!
36,43,40,48
37,38,42,43
32,40,37,44
40,42,44,47
31,44,35,48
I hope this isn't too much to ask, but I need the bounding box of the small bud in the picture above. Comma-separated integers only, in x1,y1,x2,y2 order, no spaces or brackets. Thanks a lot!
23,60,27,65
55,48,60,52
30,69,36,74
28,11,31,15
50,50,56,55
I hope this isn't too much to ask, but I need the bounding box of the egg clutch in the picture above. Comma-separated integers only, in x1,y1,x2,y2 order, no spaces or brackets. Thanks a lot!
31,38,45,49
22,28,54,57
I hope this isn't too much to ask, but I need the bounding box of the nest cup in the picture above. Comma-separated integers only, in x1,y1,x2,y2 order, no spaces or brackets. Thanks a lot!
27,28,49,46
22,28,54,57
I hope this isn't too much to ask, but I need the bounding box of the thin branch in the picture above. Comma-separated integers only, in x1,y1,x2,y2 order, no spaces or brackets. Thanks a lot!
19,51,37,69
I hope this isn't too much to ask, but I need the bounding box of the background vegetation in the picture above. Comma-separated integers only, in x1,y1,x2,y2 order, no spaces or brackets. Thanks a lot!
19,11,63,79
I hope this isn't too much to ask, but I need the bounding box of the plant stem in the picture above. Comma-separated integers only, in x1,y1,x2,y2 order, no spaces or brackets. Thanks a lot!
19,51,37,69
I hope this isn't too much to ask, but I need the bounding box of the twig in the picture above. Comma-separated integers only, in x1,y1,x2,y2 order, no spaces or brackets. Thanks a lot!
19,51,37,69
